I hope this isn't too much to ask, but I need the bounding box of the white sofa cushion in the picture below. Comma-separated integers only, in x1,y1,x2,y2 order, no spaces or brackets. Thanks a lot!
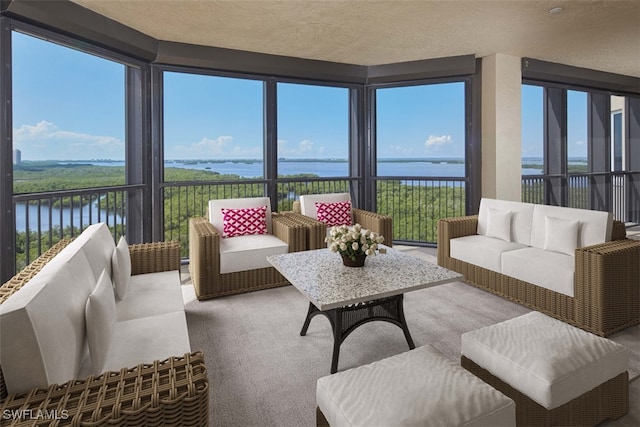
112,236,131,300
544,216,580,256
85,269,116,374
530,204,612,250
317,344,515,427
220,234,289,274
501,247,574,297
299,193,351,221
486,208,512,242
116,270,184,321
461,312,629,410
0,247,95,394
103,311,191,373
75,222,117,282
209,197,273,234
477,198,535,246
451,235,528,273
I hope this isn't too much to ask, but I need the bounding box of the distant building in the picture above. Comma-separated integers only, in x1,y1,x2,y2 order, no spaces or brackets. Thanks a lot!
13,148,21,165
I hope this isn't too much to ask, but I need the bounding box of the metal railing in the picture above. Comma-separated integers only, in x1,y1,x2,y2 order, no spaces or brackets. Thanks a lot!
521,172,631,222
13,185,137,270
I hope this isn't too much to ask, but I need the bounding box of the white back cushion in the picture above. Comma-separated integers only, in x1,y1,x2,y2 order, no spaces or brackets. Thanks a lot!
299,193,351,220
0,248,95,394
74,223,117,281
477,199,535,246
209,197,272,234
112,236,131,300
85,269,116,374
530,205,613,250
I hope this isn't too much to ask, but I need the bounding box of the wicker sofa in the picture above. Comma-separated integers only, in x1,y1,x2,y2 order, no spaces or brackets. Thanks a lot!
0,223,208,426
438,198,640,337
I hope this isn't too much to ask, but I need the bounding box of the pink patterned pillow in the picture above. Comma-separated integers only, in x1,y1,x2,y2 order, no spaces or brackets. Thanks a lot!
315,201,353,227
221,206,268,238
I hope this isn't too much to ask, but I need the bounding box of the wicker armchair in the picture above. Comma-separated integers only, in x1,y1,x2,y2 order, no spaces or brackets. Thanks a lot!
189,197,308,300
283,193,393,249
438,215,640,336
0,239,209,426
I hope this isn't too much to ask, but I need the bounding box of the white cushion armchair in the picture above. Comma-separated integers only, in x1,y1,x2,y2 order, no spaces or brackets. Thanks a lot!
189,196,307,299
286,192,393,249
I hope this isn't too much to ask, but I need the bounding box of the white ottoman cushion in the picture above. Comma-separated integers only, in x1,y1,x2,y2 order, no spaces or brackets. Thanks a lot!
317,344,515,427
461,312,629,410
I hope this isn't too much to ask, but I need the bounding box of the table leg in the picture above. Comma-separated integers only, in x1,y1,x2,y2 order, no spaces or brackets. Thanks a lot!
397,294,415,349
330,309,342,374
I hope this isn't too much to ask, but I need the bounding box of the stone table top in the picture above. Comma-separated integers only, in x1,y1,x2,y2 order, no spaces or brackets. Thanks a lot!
267,245,463,310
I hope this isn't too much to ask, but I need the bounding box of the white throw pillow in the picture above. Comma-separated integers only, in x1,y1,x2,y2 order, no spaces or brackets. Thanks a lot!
544,216,580,256
85,269,116,374
485,208,512,242
111,236,131,300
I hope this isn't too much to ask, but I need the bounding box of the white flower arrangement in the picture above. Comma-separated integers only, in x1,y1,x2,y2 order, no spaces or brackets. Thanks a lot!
324,223,385,261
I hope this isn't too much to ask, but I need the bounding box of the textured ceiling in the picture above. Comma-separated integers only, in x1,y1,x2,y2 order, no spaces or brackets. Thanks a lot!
71,0,640,77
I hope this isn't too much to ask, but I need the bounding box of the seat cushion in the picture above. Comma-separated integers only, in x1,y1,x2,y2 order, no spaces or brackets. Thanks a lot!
501,247,574,297
317,344,515,427
220,234,288,274
461,312,629,410
450,235,528,273
116,270,184,321
102,311,191,374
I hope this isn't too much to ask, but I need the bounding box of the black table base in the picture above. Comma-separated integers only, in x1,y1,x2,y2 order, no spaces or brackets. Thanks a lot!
300,294,415,373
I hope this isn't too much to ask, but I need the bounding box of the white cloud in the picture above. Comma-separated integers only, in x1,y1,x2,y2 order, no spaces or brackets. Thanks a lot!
277,139,320,157
575,140,585,145
424,134,452,147
13,121,124,160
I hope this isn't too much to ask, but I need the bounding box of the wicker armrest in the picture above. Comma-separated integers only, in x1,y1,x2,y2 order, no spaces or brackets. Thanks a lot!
436,215,478,266
612,220,627,240
575,238,640,336
280,212,327,250
189,217,222,292
0,352,209,426
129,241,181,276
272,213,307,253
352,209,393,247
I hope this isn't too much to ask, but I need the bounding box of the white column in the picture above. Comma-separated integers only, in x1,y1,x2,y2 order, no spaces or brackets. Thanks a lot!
481,53,522,201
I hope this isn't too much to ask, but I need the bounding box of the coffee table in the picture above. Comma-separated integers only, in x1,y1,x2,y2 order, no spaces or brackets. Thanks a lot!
267,245,463,373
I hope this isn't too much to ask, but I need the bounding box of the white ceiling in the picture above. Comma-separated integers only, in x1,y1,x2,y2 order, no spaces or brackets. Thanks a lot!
71,0,640,78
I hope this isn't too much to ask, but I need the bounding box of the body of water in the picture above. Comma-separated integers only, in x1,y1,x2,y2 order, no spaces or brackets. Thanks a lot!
16,157,586,233
89,158,556,178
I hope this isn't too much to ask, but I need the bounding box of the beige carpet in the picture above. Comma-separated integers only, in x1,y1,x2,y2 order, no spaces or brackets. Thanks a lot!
183,249,640,427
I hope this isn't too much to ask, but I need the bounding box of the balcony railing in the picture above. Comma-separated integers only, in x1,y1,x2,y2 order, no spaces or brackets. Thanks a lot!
521,171,630,222
13,171,635,269
13,185,136,271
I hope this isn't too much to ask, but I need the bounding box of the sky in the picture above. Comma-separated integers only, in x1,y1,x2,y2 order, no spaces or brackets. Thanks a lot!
12,31,587,162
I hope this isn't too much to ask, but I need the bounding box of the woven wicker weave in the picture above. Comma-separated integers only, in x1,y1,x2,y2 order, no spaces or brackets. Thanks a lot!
462,356,629,426
316,407,331,427
0,239,209,426
188,214,307,300
438,216,640,336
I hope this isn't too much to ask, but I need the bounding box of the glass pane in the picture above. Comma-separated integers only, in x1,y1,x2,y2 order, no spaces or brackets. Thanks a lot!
567,90,588,173
521,84,544,175
375,82,465,177
277,83,349,177
163,72,264,180
12,32,125,192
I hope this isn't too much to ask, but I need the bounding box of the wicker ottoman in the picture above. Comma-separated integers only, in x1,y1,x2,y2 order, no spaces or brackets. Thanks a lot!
316,344,515,427
461,312,629,426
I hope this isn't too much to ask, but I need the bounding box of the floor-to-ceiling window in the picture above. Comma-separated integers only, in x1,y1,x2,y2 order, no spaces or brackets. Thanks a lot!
162,71,265,248
276,82,351,210
373,81,467,244
12,30,127,270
